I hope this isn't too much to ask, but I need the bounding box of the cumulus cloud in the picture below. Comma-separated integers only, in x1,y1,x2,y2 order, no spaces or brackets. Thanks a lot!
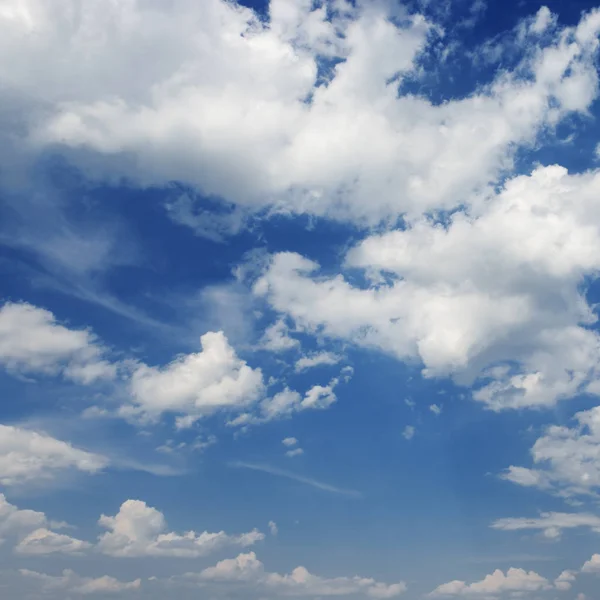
554,570,576,590
501,406,600,497
231,378,339,426
184,551,406,597
491,512,600,540
255,165,600,410
20,568,141,595
0,424,108,486
97,499,263,558
429,568,551,596
260,319,300,352
295,352,342,372
124,331,265,425
0,302,115,383
16,528,91,555
282,437,299,447
581,553,600,573
4,1,600,233
0,494,87,555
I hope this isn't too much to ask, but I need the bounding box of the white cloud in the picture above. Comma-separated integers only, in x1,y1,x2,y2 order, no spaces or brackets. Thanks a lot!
20,568,141,595
286,448,304,458
187,550,406,597
295,352,341,372
491,512,600,540
4,2,599,233
16,527,91,555
229,462,360,497
429,568,551,596
0,494,88,555
0,493,47,537
260,319,300,352
232,378,339,425
282,437,298,447
268,521,278,536
429,404,442,416
581,553,600,573
97,499,263,558
255,165,600,410
0,302,115,383
554,570,576,591
402,426,415,440
124,331,265,425
501,406,600,497
0,424,108,486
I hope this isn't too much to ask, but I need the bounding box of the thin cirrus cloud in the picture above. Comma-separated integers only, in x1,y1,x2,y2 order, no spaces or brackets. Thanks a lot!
228,462,361,498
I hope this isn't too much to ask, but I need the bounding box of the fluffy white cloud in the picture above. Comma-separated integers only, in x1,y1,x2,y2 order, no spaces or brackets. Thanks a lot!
3,2,599,232
97,499,263,558
295,352,342,372
260,319,300,352
0,424,108,486
0,494,88,555
581,553,600,573
231,378,339,425
16,528,91,555
282,437,298,447
124,331,265,425
491,512,600,539
554,570,576,591
501,405,600,497
430,568,551,596
20,568,141,595
0,302,115,383
188,551,406,597
255,165,600,410
0,494,46,536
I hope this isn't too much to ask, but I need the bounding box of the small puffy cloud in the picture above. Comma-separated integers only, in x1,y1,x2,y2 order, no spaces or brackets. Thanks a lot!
491,512,600,540
97,499,263,558
124,331,265,425
581,553,600,573
554,570,576,590
16,528,91,555
286,448,304,458
402,426,415,440
295,352,342,372
268,521,278,536
20,568,141,595
188,551,406,597
501,406,600,497
282,437,298,447
0,424,108,486
429,404,442,416
232,378,339,425
0,302,115,383
429,568,551,596
260,319,300,352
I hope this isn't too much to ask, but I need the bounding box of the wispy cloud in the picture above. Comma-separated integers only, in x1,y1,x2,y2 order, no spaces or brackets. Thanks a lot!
229,462,361,497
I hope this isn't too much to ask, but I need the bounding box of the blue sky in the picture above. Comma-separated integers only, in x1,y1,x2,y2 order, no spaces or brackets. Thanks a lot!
2,0,600,598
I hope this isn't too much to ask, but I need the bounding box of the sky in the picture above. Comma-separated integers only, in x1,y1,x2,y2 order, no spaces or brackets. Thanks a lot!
2,0,600,598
